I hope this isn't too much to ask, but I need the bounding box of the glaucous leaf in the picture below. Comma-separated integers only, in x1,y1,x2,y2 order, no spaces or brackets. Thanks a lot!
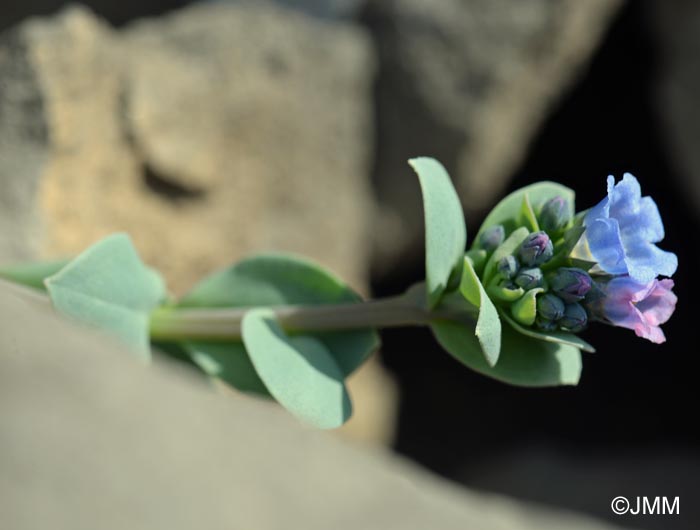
431,319,582,386
409,157,467,309
45,233,166,360
475,182,575,244
242,308,351,429
178,253,379,392
185,342,269,395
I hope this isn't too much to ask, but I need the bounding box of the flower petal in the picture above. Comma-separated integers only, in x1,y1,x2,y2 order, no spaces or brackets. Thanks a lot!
636,279,677,326
585,217,627,275
624,239,678,283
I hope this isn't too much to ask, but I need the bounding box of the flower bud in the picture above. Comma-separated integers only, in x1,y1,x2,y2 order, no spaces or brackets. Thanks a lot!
540,196,571,232
536,316,558,332
559,302,588,332
537,293,565,321
497,255,519,279
550,267,592,302
514,267,543,290
480,225,505,251
518,231,554,266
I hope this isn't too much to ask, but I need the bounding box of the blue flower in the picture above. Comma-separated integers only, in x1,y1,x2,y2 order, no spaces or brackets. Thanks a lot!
574,174,677,283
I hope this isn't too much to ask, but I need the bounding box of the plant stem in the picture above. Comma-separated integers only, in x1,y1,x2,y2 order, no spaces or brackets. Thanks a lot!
149,291,472,342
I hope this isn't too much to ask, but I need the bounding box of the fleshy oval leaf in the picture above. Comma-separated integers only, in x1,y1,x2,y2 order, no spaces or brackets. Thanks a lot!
242,308,351,429
178,253,379,381
475,182,575,245
45,233,166,360
409,157,467,309
431,319,582,387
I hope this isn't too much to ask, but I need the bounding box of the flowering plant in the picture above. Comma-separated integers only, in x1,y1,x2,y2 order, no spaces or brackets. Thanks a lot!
0,158,677,428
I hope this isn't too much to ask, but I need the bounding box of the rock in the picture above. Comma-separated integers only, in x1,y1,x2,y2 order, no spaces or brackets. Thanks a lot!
651,0,700,215
0,27,47,261
363,0,623,274
0,280,631,530
0,3,393,444
18,3,376,293
225,0,364,20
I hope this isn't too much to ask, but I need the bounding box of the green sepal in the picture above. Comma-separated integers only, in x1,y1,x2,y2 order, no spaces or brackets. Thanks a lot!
510,287,544,326
519,194,540,232
487,282,525,302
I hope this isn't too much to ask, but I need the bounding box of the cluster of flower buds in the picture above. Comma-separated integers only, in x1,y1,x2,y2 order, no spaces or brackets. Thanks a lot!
482,221,593,333
476,175,677,344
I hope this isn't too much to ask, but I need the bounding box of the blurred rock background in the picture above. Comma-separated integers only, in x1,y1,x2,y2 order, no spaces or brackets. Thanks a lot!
1,0,699,528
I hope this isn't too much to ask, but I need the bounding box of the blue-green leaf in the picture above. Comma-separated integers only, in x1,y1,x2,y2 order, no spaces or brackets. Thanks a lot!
475,182,575,244
242,308,351,429
500,311,596,353
409,157,467,309
460,257,501,366
186,342,269,396
178,254,378,394
431,319,582,387
45,234,166,360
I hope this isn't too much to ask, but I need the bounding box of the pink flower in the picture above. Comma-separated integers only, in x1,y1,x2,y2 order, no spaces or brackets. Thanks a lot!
596,277,677,344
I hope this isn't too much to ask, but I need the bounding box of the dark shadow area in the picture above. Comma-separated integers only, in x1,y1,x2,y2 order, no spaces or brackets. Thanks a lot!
373,2,700,529
1,0,191,31
142,162,206,202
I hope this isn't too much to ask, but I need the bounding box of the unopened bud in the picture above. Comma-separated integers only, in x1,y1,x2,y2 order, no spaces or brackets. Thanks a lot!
537,293,565,321
550,267,592,302
497,255,519,279
480,225,505,251
514,267,544,290
559,302,588,332
536,316,558,332
518,231,554,266
540,196,571,232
